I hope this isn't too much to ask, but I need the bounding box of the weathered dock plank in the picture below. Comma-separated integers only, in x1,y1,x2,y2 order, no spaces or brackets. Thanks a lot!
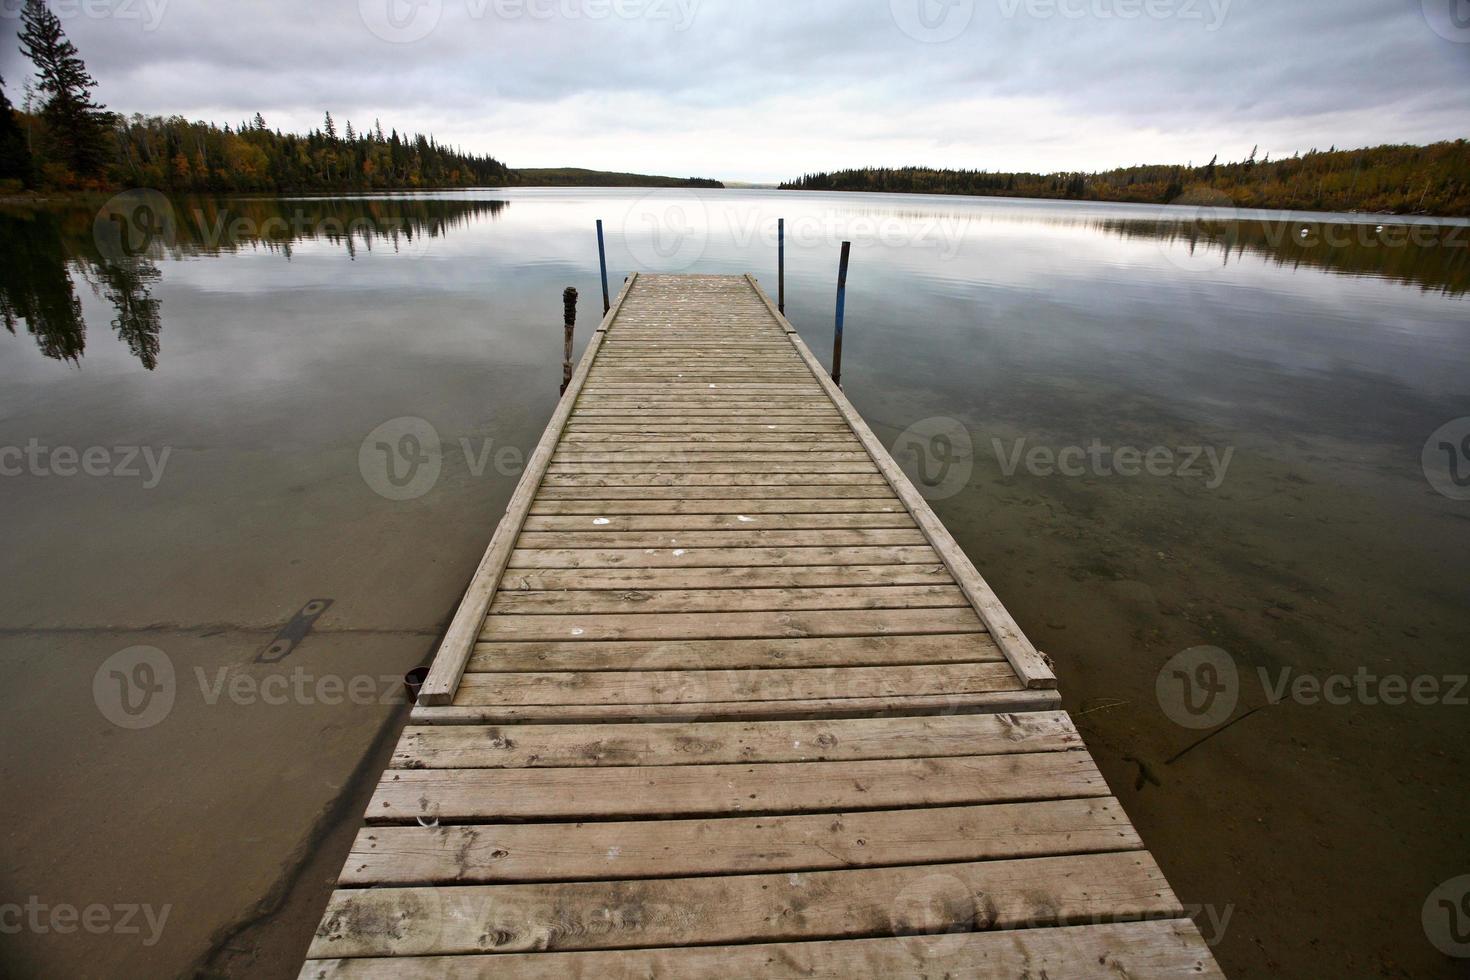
302,920,1223,979
299,274,1219,978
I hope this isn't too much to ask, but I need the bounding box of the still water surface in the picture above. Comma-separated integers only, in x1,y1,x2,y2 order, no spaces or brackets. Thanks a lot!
1,189,1467,977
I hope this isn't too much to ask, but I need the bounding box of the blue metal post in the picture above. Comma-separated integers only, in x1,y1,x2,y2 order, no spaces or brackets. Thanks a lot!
778,218,786,315
596,219,610,313
832,241,850,385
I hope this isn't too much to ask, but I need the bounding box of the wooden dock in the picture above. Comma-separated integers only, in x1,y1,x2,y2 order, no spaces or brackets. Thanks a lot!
300,274,1223,977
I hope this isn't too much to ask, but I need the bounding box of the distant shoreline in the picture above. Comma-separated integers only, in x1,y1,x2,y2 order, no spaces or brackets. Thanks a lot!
8,184,1470,225
777,141,1470,219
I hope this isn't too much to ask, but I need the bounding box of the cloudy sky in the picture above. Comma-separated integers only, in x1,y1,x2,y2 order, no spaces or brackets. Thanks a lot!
1,0,1466,182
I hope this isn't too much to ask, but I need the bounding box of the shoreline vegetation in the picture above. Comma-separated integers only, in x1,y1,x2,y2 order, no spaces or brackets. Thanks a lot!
0,1,722,199
513,167,722,188
779,141,1470,217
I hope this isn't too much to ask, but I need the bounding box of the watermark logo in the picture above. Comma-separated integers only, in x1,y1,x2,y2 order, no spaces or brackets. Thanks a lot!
623,193,709,272
359,417,443,501
890,0,974,42
1158,646,1469,729
0,440,171,487
1156,190,1241,273
1424,876,1470,957
359,0,699,42
1422,0,1470,43
888,872,984,958
1156,646,1239,729
1423,417,1470,501
1156,192,1464,272
359,0,443,42
0,897,170,946
992,437,1234,489
93,646,175,730
892,417,974,500
357,419,528,501
0,0,169,31
196,666,419,707
997,0,1231,29
93,189,176,262
726,211,969,260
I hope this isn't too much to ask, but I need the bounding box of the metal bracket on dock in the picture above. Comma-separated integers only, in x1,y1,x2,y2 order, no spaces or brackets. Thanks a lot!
256,598,333,663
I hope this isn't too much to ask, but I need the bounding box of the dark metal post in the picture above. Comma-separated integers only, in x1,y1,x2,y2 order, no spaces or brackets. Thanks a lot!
778,218,786,315
561,287,578,395
832,241,851,386
596,220,610,313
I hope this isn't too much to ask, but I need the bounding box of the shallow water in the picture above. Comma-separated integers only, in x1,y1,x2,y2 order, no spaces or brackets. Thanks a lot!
1,188,1467,977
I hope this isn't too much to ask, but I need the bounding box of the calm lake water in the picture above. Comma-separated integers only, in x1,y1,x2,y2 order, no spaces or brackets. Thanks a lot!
2,188,1468,978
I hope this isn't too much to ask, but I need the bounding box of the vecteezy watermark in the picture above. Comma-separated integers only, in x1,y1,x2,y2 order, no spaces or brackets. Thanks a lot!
0,897,170,947
892,417,974,500
1423,417,1470,501
195,667,416,708
360,417,442,501
1157,646,1239,729
359,0,699,43
1157,646,1469,730
890,0,975,43
93,646,176,730
997,0,1231,29
94,189,177,263
0,440,170,487
94,193,449,261
1424,875,1470,957
1155,189,1469,275
1422,0,1470,43
622,193,710,272
359,0,444,43
0,0,169,31
1258,667,1469,708
887,872,984,959
727,212,970,261
358,417,527,501
93,646,425,729
992,437,1234,490
884,871,1235,959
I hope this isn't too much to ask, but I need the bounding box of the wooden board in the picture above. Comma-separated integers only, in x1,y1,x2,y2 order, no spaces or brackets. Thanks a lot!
367,751,1107,822
341,797,1141,884
301,920,1223,978
391,711,1081,768
310,851,1178,957
299,274,1218,978
466,632,1005,673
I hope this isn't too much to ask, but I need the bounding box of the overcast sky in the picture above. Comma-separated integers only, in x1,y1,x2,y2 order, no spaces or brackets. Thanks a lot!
1,0,1466,182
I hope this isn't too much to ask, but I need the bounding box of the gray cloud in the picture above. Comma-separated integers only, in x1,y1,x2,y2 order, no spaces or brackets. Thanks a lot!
0,0,1465,181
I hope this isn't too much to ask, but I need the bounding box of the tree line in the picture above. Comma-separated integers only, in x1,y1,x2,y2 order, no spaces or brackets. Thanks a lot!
780,141,1470,216
1,0,512,193
0,1,727,195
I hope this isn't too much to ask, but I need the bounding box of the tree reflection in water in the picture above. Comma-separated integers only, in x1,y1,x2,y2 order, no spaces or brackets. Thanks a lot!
0,196,508,368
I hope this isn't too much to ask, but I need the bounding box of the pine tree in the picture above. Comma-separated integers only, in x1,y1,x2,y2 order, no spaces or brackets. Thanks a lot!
323,111,337,140
18,0,110,179
0,75,34,185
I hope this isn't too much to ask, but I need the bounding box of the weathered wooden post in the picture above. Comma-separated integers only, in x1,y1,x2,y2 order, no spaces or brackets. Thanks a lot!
778,218,786,314
832,240,851,386
561,287,578,395
596,219,610,313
